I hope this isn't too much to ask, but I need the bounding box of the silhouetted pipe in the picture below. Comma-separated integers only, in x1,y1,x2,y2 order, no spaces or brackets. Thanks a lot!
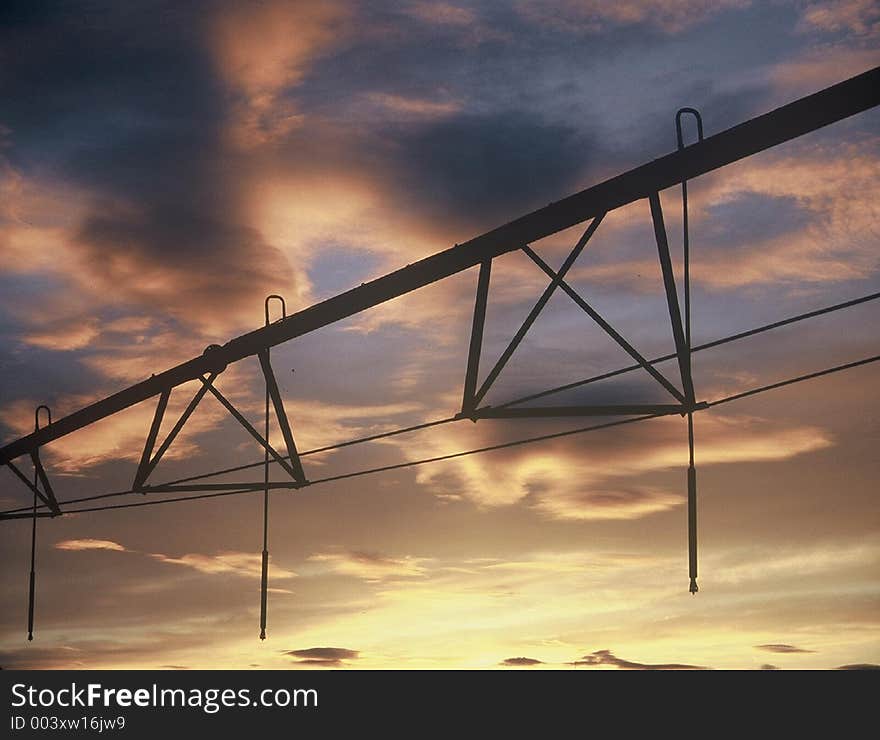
1,67,876,467
688,423,698,595
27,493,36,641
260,549,269,641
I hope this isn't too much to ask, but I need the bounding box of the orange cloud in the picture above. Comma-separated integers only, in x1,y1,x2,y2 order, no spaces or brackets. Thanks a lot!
0,376,233,474
568,137,880,292
515,0,751,34
770,47,880,92
151,551,297,580
211,0,352,147
55,539,127,552
404,2,477,27
363,92,462,119
799,0,879,37
308,550,429,581
401,412,831,517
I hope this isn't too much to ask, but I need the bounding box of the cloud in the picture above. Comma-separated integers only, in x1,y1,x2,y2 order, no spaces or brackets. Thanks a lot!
363,92,462,120
567,137,880,294
51,537,297,581
573,649,708,670
404,2,478,27
532,486,682,522
381,110,590,231
22,316,101,352
514,0,752,35
769,47,880,92
284,647,360,667
210,0,352,147
761,664,780,670
683,139,880,290
0,378,230,473
799,0,879,37
755,644,815,654
405,413,831,516
836,663,880,670
501,656,544,666
54,539,127,552
151,551,297,580
711,541,880,586
72,203,296,337
309,550,428,581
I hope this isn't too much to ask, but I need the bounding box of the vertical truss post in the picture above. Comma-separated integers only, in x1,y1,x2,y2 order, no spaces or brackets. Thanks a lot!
461,259,492,416
649,192,694,404
28,405,51,640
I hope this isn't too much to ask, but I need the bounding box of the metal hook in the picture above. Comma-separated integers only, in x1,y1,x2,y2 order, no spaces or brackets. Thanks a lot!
265,295,286,327
675,107,704,150
35,405,51,433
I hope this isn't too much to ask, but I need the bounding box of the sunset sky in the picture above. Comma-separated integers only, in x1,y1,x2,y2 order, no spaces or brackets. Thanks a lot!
1,0,878,670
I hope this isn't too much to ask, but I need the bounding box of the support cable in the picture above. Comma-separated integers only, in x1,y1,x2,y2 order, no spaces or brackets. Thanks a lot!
5,352,877,519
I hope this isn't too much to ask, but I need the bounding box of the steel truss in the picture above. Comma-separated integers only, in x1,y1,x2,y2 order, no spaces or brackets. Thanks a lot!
2,67,878,640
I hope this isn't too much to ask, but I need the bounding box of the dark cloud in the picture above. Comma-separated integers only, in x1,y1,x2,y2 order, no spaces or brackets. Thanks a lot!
761,664,780,670
702,194,810,250
75,203,294,326
836,663,880,670
284,647,360,667
382,110,590,231
572,649,708,670
501,657,544,666
755,644,815,654
1,0,296,330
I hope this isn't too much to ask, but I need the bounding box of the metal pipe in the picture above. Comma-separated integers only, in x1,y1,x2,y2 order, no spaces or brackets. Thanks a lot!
1,67,877,465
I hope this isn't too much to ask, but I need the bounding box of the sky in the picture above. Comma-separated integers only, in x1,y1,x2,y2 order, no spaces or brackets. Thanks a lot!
0,0,878,670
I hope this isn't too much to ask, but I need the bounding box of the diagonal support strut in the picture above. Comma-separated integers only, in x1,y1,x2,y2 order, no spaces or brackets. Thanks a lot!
197,377,302,483
472,214,605,407
522,245,686,403
649,192,695,405
461,259,492,416
7,459,60,516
